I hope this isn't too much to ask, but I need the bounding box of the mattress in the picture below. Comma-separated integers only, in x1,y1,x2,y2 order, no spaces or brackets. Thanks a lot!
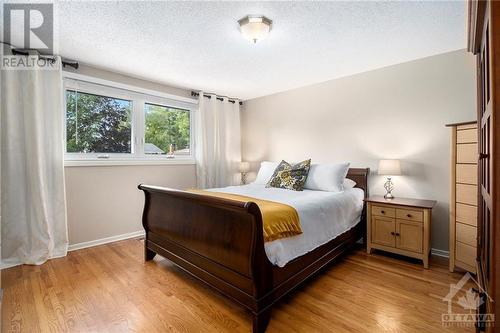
207,184,365,267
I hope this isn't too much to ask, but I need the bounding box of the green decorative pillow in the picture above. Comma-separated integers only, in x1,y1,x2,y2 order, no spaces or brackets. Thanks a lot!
266,159,312,191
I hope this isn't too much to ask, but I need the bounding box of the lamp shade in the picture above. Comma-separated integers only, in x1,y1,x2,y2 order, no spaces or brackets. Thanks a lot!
378,159,401,176
239,161,250,173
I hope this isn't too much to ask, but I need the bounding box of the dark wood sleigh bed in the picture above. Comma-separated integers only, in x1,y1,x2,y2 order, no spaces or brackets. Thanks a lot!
138,168,369,333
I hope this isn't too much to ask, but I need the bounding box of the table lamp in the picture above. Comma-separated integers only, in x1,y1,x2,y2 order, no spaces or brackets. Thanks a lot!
378,159,401,199
239,161,250,185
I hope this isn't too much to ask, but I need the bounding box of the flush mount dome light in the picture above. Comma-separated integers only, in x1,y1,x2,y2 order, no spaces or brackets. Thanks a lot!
238,15,272,43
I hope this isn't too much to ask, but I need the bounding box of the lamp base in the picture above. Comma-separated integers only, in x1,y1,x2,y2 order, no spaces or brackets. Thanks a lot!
384,192,394,200
383,177,395,200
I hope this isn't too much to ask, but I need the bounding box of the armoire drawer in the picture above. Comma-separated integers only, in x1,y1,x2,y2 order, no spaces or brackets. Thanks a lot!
456,222,477,247
456,143,477,164
456,241,476,268
456,203,477,226
456,184,478,206
456,128,477,143
456,164,477,184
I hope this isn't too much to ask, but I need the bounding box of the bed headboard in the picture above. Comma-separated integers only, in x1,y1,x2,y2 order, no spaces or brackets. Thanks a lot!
346,168,370,198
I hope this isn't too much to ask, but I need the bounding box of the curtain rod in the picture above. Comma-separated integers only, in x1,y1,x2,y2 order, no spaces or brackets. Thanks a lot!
11,48,79,69
191,91,243,105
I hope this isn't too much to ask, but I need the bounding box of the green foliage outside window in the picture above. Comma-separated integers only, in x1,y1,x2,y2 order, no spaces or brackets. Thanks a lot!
66,90,132,153
144,103,190,154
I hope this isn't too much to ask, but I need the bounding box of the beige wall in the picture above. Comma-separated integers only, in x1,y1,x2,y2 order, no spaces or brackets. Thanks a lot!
241,50,477,252
65,164,196,245
64,63,192,99
63,65,196,246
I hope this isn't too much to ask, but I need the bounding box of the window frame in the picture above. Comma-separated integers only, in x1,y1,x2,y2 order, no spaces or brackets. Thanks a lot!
63,73,198,166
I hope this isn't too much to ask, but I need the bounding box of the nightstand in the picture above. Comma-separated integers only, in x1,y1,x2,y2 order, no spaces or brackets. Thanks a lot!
365,196,437,268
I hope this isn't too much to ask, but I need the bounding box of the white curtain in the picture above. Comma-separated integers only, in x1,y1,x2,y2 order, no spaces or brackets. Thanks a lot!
195,93,241,188
1,57,68,266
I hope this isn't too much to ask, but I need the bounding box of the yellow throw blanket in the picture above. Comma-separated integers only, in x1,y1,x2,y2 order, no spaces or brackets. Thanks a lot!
189,190,302,242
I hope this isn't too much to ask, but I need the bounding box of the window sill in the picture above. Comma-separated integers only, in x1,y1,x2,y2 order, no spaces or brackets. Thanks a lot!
64,158,196,167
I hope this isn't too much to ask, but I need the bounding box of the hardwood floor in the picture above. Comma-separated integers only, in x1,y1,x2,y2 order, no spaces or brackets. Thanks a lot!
2,238,474,333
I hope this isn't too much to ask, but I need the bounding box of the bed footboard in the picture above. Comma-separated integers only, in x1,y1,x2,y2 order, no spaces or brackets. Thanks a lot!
138,185,273,315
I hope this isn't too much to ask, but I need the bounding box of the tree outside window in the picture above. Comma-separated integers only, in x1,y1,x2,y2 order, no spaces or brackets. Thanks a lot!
144,103,190,155
66,90,132,153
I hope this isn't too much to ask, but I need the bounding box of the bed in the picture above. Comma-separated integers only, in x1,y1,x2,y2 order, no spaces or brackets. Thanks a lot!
138,167,369,333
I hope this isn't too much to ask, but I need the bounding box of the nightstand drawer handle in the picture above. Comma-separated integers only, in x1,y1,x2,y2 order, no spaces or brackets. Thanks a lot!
381,210,385,214
407,214,412,218
390,232,395,235
395,232,400,236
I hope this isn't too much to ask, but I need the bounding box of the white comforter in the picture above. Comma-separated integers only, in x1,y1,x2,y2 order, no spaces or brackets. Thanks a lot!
207,184,364,267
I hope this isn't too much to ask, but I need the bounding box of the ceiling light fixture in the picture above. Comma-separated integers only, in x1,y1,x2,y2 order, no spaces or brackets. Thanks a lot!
238,15,272,43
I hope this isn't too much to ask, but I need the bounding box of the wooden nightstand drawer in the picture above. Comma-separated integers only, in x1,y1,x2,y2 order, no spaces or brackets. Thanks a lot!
396,208,423,222
371,205,395,218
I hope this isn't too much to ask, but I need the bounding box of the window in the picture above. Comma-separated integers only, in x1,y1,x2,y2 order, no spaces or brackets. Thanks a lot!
63,76,196,164
66,90,132,154
144,103,190,156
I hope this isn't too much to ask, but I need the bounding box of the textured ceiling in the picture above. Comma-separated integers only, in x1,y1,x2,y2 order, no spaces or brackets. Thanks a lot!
56,1,466,100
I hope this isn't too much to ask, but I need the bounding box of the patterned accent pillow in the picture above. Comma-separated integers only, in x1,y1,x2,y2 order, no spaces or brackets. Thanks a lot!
266,159,312,191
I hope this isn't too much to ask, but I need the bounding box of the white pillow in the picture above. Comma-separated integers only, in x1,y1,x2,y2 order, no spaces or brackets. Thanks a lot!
304,163,350,192
343,178,356,189
253,161,279,185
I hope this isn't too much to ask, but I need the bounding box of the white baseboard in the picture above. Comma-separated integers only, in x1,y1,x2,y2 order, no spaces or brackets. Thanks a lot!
68,230,145,252
431,248,449,258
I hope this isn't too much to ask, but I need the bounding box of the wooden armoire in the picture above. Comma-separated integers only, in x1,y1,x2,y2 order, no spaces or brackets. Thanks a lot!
468,1,499,331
